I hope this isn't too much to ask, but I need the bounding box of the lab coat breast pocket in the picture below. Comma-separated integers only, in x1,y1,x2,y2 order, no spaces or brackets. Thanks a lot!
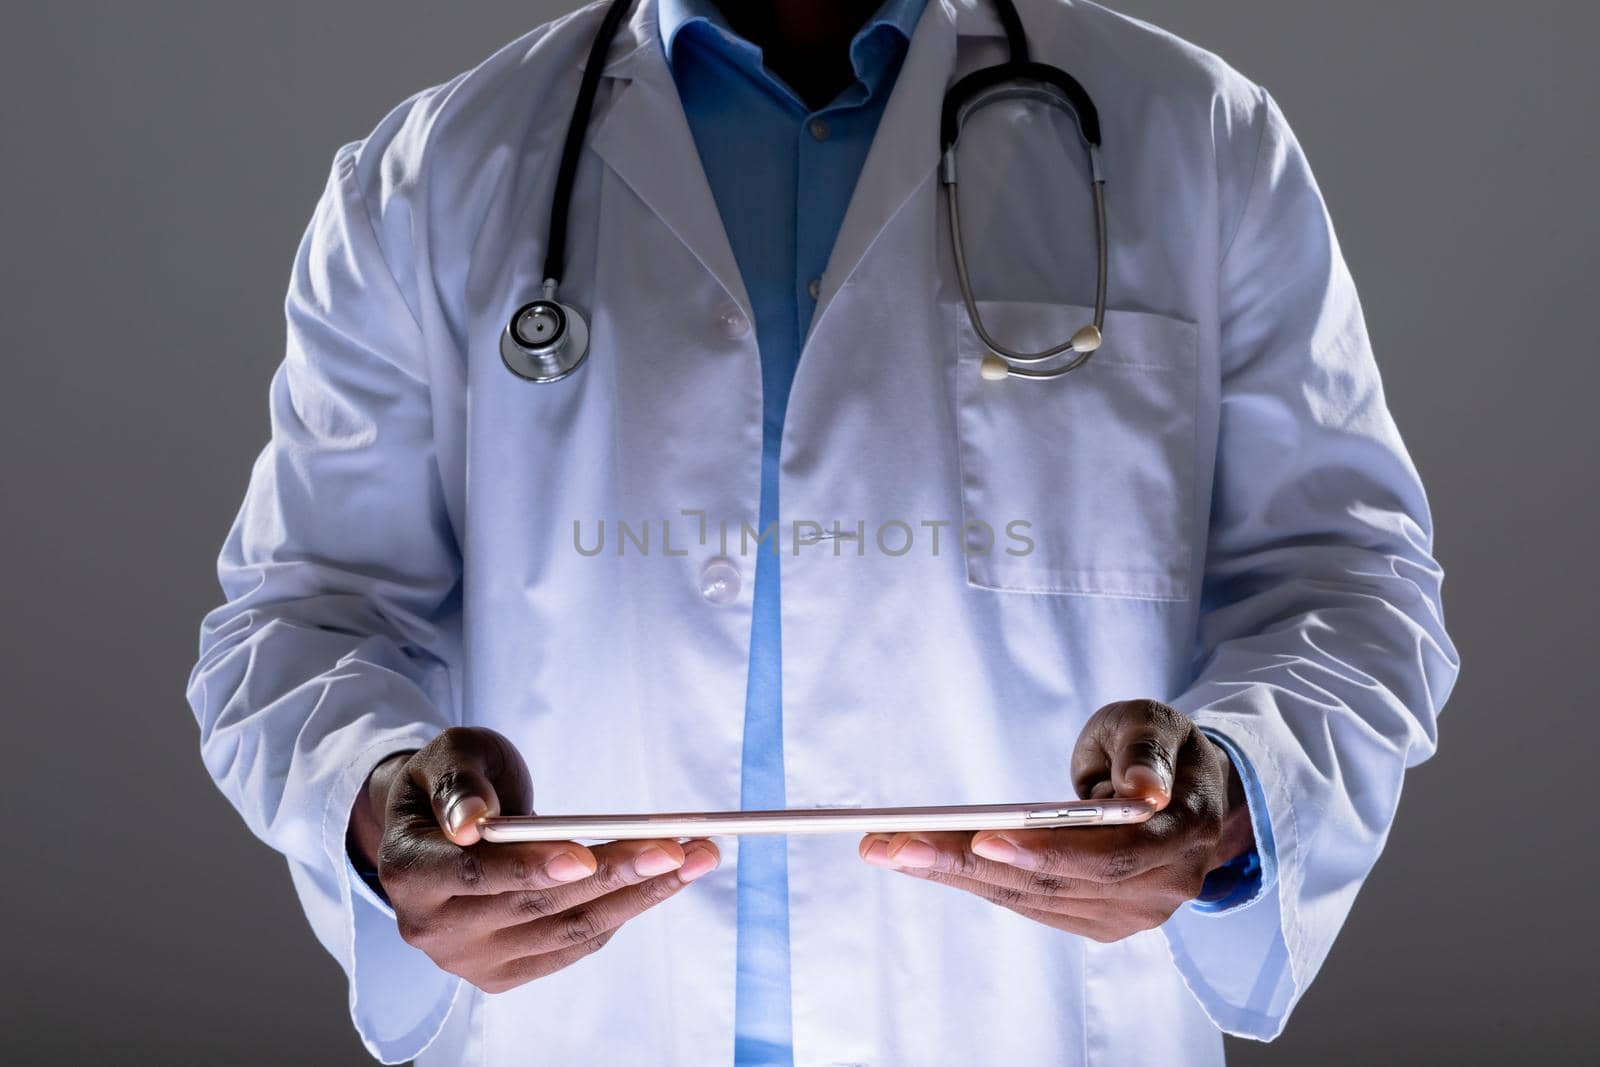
948,300,1199,600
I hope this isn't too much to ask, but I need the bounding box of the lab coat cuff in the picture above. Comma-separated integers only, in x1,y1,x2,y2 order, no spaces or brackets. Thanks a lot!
323,730,462,1064
1159,704,1301,1039
1188,726,1278,916
348,857,394,916
342,745,420,920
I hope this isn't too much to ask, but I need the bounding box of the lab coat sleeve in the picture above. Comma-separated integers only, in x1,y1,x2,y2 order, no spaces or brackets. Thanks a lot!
1158,87,1461,1040
185,140,463,1063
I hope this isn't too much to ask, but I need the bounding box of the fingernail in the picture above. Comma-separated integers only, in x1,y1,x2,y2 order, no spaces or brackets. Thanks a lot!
634,846,682,878
862,839,895,867
887,837,938,869
445,795,488,835
677,845,719,883
545,852,593,883
977,834,1037,869
971,836,1018,864
1123,765,1171,797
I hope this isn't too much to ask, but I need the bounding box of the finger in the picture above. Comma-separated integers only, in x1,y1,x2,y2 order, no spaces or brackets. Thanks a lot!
1072,699,1190,809
862,831,1185,902
1108,708,1184,806
448,838,717,924
859,831,1117,899
859,831,981,873
477,928,622,994
382,833,600,905
1000,901,1129,943
889,862,1119,915
967,821,1186,883
896,854,1198,909
411,728,532,846
488,841,719,959
891,866,1128,941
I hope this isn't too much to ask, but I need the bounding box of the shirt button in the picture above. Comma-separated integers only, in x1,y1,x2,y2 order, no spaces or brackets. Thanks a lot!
807,277,821,300
718,307,750,339
699,557,742,604
808,117,830,141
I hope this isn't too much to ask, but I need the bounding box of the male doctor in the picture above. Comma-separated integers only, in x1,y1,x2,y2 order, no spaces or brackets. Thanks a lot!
187,0,1459,1063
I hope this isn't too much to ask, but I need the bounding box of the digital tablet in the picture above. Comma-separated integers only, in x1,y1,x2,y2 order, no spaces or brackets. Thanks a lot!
478,797,1158,842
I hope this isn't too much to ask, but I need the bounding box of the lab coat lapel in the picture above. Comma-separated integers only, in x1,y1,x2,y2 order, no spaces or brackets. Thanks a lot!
582,0,754,326
806,0,1005,337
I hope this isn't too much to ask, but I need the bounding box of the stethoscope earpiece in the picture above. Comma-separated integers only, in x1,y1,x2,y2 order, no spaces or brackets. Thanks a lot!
979,355,1012,382
500,287,591,383
979,323,1102,381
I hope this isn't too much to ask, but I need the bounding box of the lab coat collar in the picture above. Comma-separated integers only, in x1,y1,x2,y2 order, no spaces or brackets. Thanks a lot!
657,0,927,101
577,0,1007,334
577,0,1006,80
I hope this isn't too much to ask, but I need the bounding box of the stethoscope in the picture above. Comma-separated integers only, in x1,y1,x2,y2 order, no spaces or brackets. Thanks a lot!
502,0,1107,385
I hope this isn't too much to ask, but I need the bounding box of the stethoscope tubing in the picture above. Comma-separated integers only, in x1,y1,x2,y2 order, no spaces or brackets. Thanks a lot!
504,0,1110,385
945,166,1108,378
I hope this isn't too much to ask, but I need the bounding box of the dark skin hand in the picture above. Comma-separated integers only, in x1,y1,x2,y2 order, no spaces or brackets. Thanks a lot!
857,700,1255,942
347,727,719,993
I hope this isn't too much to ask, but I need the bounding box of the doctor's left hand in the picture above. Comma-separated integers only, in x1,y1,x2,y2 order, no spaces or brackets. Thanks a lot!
858,699,1254,943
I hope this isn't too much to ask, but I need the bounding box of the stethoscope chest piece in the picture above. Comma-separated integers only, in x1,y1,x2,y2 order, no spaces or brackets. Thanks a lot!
501,293,590,383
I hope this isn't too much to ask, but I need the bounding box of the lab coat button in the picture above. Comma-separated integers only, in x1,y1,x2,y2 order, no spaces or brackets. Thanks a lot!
807,276,822,300
718,307,750,339
699,557,741,604
808,117,830,141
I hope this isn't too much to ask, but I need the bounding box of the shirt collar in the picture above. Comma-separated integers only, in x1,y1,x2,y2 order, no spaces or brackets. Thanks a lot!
659,0,928,101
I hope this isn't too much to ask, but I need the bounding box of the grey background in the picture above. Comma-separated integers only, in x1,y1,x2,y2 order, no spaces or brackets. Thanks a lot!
1,1,1593,1063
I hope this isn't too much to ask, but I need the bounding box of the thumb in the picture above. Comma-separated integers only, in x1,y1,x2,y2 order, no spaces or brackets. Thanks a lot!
1072,700,1186,811
430,766,500,847
414,728,529,847
1107,711,1184,810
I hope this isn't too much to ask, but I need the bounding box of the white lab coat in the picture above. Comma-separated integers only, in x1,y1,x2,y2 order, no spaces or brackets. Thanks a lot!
186,0,1459,1063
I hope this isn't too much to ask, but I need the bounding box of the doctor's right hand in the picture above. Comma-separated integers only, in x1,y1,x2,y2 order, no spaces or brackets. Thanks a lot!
346,726,719,994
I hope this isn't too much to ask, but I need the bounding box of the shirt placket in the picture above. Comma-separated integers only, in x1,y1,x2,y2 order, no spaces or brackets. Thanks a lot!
795,82,873,345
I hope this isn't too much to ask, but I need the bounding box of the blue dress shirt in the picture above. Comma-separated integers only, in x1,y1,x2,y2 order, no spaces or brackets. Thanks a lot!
660,2,928,1062
657,2,1270,1063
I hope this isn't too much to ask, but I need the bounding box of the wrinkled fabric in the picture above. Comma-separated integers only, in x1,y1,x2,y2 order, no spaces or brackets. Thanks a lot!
186,1,1459,1063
